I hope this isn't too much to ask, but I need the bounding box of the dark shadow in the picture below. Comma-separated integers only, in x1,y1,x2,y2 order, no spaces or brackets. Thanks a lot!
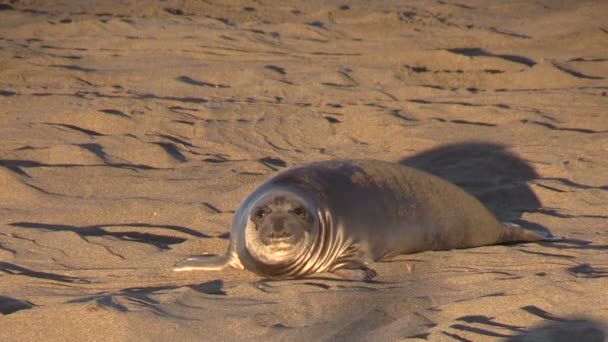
390,109,417,122
457,315,522,331
264,65,286,75
9,222,210,249
454,292,507,302
520,208,608,220
0,242,16,254
164,7,184,15
78,143,109,161
306,21,326,29
135,92,207,104
213,17,235,26
175,76,229,88
43,122,105,136
521,120,607,134
567,263,608,278
552,62,604,80
0,295,34,315
191,280,226,295
399,142,541,222
155,142,187,162
0,90,17,96
217,232,230,239
449,323,512,338
520,305,567,321
324,116,341,124
547,238,608,251
68,285,186,318
257,276,392,288
98,109,130,118
0,261,89,284
259,156,287,170
446,48,537,67
0,158,159,177
488,27,532,39
50,64,97,72
444,305,606,341
506,318,606,341
22,8,50,15
408,98,509,110
301,282,331,290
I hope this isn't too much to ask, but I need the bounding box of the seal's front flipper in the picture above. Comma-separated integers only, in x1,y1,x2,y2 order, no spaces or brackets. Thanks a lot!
173,253,243,272
333,267,377,282
330,258,377,281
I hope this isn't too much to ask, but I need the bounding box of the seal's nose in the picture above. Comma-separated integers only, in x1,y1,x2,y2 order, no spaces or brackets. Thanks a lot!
270,218,290,238
272,217,284,232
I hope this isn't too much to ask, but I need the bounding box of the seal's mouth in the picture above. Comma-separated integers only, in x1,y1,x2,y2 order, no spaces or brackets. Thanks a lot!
262,236,297,248
259,240,299,261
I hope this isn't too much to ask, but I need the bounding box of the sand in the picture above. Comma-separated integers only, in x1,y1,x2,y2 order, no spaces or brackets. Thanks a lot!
1,0,607,340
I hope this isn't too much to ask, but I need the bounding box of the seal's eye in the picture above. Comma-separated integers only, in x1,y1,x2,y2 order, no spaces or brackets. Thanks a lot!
253,208,269,219
292,206,305,217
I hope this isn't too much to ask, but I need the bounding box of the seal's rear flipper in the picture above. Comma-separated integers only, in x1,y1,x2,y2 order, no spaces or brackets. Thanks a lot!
173,253,243,272
501,222,563,243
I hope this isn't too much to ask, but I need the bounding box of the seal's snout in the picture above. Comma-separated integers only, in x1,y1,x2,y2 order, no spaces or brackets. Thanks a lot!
255,212,306,246
270,217,295,237
268,217,297,239
272,217,286,232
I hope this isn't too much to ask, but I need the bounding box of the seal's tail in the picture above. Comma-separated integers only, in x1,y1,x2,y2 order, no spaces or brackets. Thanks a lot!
173,253,243,272
500,222,563,243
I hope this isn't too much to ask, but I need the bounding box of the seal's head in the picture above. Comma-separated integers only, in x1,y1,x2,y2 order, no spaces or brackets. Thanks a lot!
244,191,317,267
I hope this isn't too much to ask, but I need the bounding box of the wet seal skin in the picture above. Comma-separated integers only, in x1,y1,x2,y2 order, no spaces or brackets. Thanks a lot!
174,159,561,281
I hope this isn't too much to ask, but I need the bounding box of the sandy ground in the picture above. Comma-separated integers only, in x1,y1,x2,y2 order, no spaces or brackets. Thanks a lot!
1,0,608,341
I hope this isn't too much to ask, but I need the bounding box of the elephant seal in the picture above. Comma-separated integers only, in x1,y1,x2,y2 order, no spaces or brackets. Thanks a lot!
174,159,560,281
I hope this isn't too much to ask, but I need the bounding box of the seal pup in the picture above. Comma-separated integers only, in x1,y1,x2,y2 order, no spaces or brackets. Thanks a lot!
174,159,561,281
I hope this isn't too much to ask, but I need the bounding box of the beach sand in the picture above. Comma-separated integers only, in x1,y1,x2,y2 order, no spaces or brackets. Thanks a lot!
1,0,607,340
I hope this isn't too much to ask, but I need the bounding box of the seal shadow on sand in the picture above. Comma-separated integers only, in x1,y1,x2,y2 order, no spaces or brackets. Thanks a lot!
505,317,607,342
400,142,608,243
399,142,542,223
400,141,608,221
